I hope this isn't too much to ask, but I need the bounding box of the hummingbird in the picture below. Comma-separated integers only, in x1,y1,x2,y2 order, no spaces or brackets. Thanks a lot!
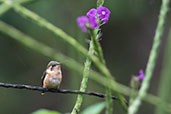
41,61,62,95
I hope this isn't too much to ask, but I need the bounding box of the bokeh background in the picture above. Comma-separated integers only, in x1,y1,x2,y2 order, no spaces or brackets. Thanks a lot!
0,0,170,114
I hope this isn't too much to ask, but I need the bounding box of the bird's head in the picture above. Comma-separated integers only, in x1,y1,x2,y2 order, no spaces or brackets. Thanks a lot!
47,61,60,67
46,61,61,72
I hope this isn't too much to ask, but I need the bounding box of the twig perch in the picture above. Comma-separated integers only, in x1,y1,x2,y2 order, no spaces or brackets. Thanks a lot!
0,82,117,100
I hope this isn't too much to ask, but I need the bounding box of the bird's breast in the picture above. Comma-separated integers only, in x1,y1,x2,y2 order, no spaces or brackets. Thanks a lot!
43,71,62,89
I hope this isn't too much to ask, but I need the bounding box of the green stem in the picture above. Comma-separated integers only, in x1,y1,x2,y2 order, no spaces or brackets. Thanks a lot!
156,29,171,114
97,0,104,7
129,77,139,105
128,0,170,113
96,1,114,113
90,29,105,64
0,2,11,15
89,28,113,114
0,0,33,16
106,88,113,114
71,41,94,114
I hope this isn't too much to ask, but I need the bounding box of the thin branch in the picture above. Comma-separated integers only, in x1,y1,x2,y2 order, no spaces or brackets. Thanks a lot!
0,82,117,100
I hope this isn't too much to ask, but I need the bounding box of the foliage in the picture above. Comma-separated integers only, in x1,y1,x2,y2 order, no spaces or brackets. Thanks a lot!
0,0,171,114
81,102,105,114
32,109,61,114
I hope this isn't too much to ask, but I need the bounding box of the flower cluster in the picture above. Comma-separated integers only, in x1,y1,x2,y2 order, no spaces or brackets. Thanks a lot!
77,6,110,32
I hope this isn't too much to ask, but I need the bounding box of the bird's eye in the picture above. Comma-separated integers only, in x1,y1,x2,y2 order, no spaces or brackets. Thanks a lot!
52,65,57,67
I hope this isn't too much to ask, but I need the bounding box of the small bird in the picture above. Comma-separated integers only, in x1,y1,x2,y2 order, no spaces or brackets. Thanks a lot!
41,61,62,95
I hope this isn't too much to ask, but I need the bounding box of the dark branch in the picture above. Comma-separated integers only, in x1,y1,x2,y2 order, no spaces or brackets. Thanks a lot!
0,82,117,100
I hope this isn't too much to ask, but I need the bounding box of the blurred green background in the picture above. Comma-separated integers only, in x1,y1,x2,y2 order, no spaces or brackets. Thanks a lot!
0,0,170,114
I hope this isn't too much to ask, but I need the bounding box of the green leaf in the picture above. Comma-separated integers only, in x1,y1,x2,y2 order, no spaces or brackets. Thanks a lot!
81,102,105,114
32,109,61,114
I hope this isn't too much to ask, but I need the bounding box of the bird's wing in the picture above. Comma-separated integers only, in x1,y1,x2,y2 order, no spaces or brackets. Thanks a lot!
41,71,46,86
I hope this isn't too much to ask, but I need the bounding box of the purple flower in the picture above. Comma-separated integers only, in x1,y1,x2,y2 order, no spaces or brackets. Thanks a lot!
87,8,99,29
87,8,97,17
137,69,144,81
76,16,89,32
77,7,111,32
97,6,110,24
89,16,99,29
